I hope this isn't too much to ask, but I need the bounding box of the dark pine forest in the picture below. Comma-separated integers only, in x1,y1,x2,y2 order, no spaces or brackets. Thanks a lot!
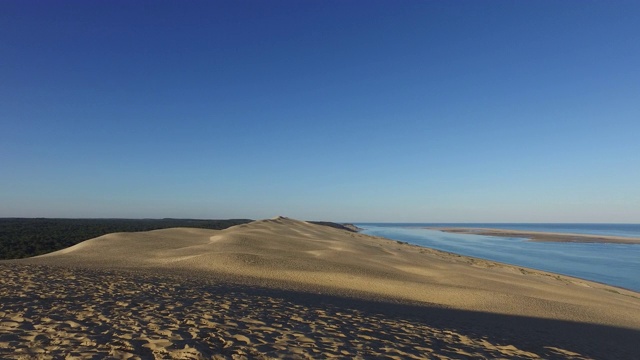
0,218,252,260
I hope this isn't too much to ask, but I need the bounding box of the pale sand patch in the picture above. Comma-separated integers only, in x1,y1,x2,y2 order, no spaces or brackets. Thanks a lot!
429,227,640,244
2,217,639,359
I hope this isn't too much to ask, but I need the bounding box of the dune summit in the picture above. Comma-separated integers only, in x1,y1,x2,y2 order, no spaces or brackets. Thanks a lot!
2,217,640,359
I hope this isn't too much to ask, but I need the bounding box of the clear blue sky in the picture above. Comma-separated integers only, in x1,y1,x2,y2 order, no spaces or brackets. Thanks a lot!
1,1,639,222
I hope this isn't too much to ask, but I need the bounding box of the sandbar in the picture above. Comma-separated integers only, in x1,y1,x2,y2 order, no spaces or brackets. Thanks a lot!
429,227,640,244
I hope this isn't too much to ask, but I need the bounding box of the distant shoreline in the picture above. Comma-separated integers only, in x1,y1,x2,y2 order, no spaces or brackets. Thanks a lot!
428,227,640,244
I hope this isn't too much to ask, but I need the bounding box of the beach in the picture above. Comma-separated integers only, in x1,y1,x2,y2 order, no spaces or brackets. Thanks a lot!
2,217,639,359
429,227,640,244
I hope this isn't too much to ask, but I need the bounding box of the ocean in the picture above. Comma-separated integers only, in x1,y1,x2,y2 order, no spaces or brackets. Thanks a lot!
357,223,640,292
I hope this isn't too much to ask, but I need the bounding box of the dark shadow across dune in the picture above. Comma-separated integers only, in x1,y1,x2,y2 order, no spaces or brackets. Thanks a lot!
0,264,637,359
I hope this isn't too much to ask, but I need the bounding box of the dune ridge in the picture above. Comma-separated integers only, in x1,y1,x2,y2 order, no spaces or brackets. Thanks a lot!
2,216,640,359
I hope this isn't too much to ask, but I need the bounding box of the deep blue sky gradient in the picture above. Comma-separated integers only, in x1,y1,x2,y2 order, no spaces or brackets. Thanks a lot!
1,1,639,222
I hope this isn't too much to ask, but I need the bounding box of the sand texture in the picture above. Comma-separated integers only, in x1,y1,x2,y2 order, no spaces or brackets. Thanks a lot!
2,217,639,359
430,227,640,244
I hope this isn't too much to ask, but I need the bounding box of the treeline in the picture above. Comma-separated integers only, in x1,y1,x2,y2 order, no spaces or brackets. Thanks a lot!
0,218,252,260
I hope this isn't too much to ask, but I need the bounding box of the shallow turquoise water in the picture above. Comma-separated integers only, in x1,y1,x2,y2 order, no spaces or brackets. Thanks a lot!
358,225,640,292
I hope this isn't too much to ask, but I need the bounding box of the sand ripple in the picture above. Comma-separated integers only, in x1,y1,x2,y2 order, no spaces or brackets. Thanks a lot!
0,264,600,359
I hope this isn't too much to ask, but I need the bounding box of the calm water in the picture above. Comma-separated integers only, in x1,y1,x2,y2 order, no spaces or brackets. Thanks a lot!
357,224,640,292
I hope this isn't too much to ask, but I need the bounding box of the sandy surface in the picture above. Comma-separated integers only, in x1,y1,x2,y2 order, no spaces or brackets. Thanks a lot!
1,216,639,359
429,227,640,244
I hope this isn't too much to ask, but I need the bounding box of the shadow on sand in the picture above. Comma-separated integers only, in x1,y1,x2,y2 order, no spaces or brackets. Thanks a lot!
0,264,637,359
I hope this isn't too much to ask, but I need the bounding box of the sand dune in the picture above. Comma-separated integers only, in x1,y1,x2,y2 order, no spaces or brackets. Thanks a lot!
2,216,640,359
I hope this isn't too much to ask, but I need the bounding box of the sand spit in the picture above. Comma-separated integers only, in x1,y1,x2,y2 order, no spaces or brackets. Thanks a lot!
2,217,639,359
430,227,640,244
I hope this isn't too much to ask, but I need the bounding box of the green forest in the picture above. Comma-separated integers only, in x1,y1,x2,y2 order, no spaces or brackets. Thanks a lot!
0,218,252,260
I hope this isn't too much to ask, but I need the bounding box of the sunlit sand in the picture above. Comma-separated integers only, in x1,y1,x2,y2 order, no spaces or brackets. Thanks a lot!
1,217,639,359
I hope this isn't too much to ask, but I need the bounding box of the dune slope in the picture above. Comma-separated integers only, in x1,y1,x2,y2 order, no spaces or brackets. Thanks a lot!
23,216,640,329
3,217,640,359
